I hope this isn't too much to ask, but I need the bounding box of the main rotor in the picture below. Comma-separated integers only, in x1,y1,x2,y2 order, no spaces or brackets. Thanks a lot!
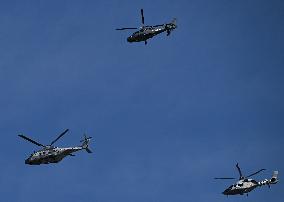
214,163,266,180
116,9,144,31
116,9,164,31
18,129,69,148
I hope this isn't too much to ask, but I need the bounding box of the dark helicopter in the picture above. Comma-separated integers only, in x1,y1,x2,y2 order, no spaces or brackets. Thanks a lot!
116,9,177,45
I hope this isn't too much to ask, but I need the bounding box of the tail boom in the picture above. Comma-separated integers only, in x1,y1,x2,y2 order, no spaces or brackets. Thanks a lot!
258,171,279,187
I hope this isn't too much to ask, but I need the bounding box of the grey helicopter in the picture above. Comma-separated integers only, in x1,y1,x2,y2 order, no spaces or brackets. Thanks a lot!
18,129,92,165
116,9,177,45
215,163,279,196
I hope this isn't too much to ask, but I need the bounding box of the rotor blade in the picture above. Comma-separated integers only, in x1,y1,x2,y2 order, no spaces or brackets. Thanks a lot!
116,28,138,30
152,24,165,27
50,129,69,146
141,9,144,25
236,163,243,179
246,169,266,178
214,177,236,180
86,148,92,153
80,136,92,142
18,134,44,147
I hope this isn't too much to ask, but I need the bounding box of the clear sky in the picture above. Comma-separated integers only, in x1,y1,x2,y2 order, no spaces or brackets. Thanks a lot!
0,0,283,202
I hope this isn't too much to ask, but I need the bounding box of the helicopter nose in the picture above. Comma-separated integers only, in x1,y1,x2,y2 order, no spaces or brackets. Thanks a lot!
222,189,228,195
127,36,133,42
25,158,30,164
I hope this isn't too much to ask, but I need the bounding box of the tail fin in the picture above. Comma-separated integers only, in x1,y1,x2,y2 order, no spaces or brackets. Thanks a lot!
165,18,177,36
270,171,278,184
171,18,177,26
80,134,92,153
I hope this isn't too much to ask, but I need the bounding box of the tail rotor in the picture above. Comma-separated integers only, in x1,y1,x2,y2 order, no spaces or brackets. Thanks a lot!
165,18,177,36
80,134,93,153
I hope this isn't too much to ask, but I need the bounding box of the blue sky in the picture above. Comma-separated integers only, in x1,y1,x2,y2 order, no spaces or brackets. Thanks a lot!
0,0,283,202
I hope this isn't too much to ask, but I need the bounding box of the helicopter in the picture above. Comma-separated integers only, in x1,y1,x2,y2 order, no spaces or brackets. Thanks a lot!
214,163,279,196
18,129,92,165
116,9,177,45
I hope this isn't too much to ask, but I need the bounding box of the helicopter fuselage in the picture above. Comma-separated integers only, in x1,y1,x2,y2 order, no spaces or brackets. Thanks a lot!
222,179,259,195
25,146,83,165
127,23,176,43
127,26,165,42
